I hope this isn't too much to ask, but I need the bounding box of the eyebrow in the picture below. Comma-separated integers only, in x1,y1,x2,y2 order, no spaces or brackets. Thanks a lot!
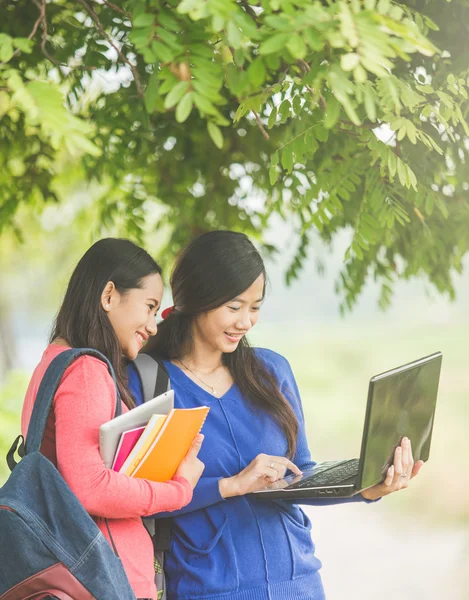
148,298,160,307
231,297,264,304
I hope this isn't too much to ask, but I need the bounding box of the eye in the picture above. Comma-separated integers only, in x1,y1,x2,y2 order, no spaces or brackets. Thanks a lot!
252,306,262,311
147,304,156,311
228,306,241,312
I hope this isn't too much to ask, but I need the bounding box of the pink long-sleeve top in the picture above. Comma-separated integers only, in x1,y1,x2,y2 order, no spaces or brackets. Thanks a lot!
21,344,192,599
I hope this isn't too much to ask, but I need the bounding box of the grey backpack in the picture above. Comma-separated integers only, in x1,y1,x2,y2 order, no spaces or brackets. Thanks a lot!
131,354,172,600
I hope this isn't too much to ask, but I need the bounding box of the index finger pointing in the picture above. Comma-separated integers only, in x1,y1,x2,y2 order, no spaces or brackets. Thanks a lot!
270,456,303,476
285,460,302,476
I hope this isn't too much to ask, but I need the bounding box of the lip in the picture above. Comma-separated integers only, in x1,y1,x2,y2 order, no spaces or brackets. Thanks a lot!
224,332,245,343
136,331,148,347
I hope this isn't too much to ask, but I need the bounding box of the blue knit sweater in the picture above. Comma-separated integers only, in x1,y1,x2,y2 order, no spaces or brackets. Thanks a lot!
128,349,369,600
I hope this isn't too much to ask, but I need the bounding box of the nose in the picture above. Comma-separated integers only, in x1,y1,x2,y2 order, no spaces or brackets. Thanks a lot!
146,316,158,337
236,309,252,331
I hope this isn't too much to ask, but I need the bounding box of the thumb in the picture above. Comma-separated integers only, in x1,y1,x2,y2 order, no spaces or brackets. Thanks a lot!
187,433,204,458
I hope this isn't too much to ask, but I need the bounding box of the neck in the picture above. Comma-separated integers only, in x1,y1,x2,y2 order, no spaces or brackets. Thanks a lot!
180,337,223,374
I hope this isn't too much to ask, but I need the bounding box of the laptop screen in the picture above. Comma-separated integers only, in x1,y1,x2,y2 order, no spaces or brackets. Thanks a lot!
359,352,442,491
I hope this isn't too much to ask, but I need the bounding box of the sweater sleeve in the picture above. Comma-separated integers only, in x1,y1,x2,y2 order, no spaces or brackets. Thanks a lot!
149,476,225,519
276,352,377,506
54,356,193,519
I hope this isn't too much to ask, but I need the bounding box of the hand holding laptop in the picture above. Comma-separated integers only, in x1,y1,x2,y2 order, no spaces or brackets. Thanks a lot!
360,436,424,501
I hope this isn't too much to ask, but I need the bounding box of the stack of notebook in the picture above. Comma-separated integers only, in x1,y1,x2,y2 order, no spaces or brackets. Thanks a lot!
111,406,209,482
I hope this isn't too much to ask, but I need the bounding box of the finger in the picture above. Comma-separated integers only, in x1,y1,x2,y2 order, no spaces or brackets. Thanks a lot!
384,465,394,487
266,456,302,476
274,464,288,479
411,460,424,479
187,434,204,458
401,437,410,474
407,438,415,473
263,466,280,483
281,459,302,476
393,445,403,479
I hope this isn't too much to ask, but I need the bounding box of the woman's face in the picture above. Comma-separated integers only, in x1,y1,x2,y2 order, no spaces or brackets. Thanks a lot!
104,273,164,359
192,274,265,355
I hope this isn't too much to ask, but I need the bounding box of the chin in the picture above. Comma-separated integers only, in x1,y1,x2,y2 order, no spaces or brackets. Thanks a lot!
124,344,139,361
219,342,240,354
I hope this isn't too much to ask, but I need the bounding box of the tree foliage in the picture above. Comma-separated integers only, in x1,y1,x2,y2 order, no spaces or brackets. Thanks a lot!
1,0,469,309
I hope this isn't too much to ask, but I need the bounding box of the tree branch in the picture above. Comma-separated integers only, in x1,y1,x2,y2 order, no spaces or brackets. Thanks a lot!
252,111,270,140
77,0,144,96
29,0,96,70
95,0,130,17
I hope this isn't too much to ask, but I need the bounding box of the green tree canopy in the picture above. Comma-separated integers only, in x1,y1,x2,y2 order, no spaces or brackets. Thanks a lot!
1,0,469,310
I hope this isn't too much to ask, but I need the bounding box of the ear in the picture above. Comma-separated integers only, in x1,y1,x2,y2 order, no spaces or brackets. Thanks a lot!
101,281,118,312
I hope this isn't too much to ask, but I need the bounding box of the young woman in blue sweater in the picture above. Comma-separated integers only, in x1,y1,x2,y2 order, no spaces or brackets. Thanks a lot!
129,230,423,600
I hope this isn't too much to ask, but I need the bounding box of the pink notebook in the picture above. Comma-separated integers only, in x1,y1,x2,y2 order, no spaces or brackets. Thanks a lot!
111,426,146,472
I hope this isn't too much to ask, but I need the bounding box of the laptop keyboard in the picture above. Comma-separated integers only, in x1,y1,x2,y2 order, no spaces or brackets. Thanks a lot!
288,458,360,489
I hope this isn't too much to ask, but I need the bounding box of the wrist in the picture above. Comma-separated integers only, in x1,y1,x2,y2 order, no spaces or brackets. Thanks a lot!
219,476,239,499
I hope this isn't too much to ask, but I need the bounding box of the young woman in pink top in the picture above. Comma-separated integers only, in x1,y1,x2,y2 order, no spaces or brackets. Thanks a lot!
21,238,205,600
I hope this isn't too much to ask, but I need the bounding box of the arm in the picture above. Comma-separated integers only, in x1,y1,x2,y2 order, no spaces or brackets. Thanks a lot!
150,476,225,518
54,356,192,519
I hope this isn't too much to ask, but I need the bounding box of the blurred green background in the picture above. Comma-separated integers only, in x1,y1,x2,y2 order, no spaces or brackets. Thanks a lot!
0,225,468,599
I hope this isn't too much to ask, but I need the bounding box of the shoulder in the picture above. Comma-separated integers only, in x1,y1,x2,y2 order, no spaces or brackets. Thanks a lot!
253,347,293,380
61,353,115,392
54,352,118,420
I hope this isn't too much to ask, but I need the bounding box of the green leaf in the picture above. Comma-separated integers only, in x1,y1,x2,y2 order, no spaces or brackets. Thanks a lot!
175,92,193,123
341,53,360,72
133,14,155,28
268,106,277,128
227,22,242,49
0,40,14,63
152,41,175,62
353,65,367,83
269,163,279,185
259,33,290,55
286,35,307,60
144,72,160,113
324,96,341,129
12,38,33,54
281,145,293,173
177,0,200,14
303,29,324,51
207,122,224,149
193,93,218,115
248,58,266,87
164,81,189,109
397,158,407,187
352,241,364,260
363,85,376,121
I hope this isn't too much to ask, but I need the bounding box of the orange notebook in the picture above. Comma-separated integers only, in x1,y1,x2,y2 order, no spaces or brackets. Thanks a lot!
131,406,210,482
119,414,167,476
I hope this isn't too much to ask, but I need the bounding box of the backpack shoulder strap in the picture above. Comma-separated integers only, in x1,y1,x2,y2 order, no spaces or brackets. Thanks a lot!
133,353,171,402
26,348,120,456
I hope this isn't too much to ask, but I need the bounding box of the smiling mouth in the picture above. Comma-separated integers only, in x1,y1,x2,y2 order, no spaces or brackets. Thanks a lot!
136,332,147,346
225,332,245,339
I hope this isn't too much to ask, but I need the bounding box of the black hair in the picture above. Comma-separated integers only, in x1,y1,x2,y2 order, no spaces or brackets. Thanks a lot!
145,230,298,458
50,238,162,409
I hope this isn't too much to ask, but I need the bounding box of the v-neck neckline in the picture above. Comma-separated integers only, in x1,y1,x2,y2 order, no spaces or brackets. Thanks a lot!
164,360,236,400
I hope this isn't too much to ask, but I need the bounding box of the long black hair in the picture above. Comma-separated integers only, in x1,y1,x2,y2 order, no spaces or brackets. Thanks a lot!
145,230,298,458
50,238,162,409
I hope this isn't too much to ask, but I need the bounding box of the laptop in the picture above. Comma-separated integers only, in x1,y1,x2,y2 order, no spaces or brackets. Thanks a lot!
251,352,442,501
99,389,174,469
